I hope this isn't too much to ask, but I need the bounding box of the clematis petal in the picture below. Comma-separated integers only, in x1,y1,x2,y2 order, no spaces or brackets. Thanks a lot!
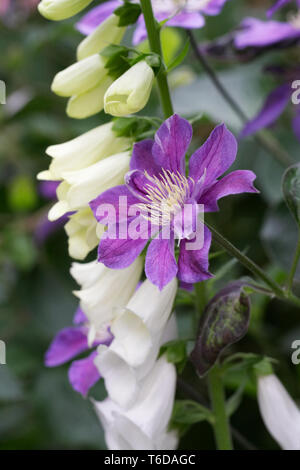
200,170,258,212
73,307,87,325
152,114,193,174
145,237,178,290
45,327,88,367
178,225,213,284
98,223,149,269
130,139,161,176
189,124,237,187
90,184,138,225
167,11,205,28
68,351,100,397
76,1,122,35
240,84,291,138
267,0,292,18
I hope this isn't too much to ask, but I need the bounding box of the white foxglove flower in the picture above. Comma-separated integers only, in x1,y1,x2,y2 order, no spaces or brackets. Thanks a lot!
66,76,113,119
65,207,103,260
258,374,300,450
94,356,178,450
95,278,177,408
104,61,155,117
38,0,93,21
71,257,144,336
48,151,130,220
77,15,126,61
37,122,131,181
51,54,107,97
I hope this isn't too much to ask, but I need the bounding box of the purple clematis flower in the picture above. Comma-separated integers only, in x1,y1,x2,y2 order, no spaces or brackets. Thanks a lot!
240,66,300,141
45,307,113,396
76,0,229,45
90,114,257,290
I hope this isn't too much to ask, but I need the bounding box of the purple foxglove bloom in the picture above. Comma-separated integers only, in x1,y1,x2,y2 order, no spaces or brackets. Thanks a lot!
76,0,229,45
90,114,257,291
45,307,113,396
240,66,300,142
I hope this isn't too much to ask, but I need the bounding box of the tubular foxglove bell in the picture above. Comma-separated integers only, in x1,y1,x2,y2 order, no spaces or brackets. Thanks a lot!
77,14,126,61
71,257,144,336
66,76,113,119
51,54,107,97
104,60,155,117
37,122,131,181
38,0,94,21
95,279,177,408
48,151,131,220
93,356,178,450
257,373,300,450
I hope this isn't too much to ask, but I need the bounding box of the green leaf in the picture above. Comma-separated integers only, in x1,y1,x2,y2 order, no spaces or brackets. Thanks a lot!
170,400,214,436
167,40,190,73
190,282,251,377
282,162,300,225
160,339,188,373
112,116,156,139
226,382,245,417
114,2,141,27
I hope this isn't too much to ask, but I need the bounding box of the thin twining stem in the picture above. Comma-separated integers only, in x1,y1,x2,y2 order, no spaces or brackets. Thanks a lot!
187,30,293,167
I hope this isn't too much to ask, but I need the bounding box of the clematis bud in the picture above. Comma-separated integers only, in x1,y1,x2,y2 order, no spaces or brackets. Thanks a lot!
257,371,300,450
48,151,131,220
71,257,144,333
51,54,107,97
66,76,113,119
104,60,155,117
65,207,102,260
77,14,126,61
38,0,94,21
93,356,178,451
37,122,131,180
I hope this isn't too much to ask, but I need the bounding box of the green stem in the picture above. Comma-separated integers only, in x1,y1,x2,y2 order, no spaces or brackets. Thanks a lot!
205,221,300,309
140,0,174,119
208,364,233,450
287,231,300,293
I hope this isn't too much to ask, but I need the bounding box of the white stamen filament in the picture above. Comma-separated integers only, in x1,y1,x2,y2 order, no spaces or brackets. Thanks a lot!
135,169,193,226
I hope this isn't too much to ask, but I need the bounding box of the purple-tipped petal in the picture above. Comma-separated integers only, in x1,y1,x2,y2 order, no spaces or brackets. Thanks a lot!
234,18,300,49
45,327,88,367
178,226,213,284
292,108,300,142
152,114,193,175
130,139,161,176
267,0,291,18
73,307,87,325
240,84,291,138
145,236,178,290
90,185,139,225
98,221,149,269
76,1,121,35
189,124,237,187
68,351,100,397
201,170,258,212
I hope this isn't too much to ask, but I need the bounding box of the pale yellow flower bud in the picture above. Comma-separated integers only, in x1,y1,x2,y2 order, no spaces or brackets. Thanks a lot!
77,14,126,61
38,0,93,21
66,76,113,119
104,60,155,117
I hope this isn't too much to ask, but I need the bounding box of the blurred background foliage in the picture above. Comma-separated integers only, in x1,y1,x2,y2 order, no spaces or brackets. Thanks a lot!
0,0,300,450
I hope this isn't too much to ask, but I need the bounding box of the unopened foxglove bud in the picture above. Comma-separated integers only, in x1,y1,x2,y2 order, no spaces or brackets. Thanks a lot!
77,14,126,61
38,0,94,21
104,60,155,117
51,54,107,97
66,77,113,119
